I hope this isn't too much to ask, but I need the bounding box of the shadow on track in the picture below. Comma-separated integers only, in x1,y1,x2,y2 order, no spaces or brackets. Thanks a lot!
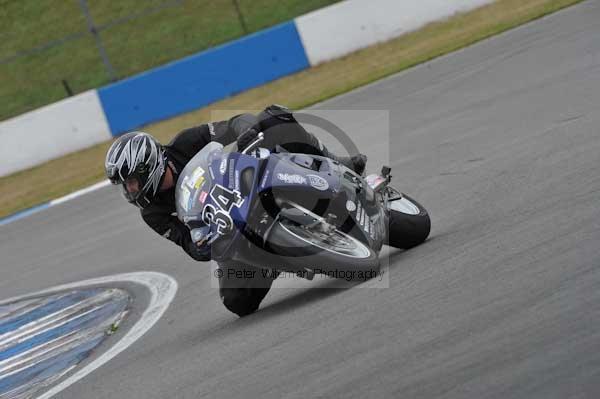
243,278,362,322
152,238,437,362
238,237,438,322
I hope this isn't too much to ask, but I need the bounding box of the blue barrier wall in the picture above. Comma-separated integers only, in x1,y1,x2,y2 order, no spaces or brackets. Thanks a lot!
98,22,309,136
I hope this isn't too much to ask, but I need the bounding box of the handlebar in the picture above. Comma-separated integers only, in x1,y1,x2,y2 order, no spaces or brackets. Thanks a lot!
241,132,265,155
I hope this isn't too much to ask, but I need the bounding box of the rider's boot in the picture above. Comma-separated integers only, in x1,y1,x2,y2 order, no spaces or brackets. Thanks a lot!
321,148,368,176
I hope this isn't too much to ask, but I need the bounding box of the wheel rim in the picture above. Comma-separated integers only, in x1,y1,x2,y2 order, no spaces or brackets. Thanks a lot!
278,220,372,259
389,197,421,215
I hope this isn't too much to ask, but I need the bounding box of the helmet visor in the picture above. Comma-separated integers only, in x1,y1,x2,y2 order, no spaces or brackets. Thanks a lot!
121,176,145,203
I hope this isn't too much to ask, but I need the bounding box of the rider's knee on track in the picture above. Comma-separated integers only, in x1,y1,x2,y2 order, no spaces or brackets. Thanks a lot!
220,289,260,317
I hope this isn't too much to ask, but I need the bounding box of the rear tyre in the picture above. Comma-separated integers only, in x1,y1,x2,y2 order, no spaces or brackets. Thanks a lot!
386,194,430,249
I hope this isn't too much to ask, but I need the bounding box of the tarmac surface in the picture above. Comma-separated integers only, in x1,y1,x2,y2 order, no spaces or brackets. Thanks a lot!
1,1,599,397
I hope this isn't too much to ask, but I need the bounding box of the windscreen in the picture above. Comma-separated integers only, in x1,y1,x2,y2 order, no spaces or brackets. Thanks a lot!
175,141,224,225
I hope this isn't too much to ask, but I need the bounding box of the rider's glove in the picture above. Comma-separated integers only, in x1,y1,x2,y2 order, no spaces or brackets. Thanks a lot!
189,240,211,261
236,128,259,152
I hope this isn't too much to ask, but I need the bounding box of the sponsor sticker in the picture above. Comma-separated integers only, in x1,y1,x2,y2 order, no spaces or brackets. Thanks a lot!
228,163,235,189
307,174,329,191
259,212,269,225
219,158,227,175
277,173,306,184
191,166,205,179
346,200,356,212
179,186,191,211
194,176,205,189
183,170,205,190
199,191,208,204
355,200,371,234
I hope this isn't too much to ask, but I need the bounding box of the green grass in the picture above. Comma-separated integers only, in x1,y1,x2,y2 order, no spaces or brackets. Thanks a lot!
0,0,584,219
0,0,340,121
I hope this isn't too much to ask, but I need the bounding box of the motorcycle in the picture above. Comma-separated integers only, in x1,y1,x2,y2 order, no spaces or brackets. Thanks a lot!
175,133,430,280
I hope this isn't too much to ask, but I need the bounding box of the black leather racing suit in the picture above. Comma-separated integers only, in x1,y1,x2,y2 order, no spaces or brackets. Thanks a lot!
140,105,333,262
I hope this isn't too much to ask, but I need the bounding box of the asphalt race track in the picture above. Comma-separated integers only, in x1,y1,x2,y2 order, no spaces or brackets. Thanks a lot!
1,2,600,398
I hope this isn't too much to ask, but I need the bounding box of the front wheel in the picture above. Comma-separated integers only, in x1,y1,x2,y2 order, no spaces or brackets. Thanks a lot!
266,218,380,277
386,194,430,249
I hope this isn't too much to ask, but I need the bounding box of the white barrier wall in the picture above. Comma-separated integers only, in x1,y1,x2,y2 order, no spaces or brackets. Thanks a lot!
295,0,494,66
0,90,111,177
1,0,495,178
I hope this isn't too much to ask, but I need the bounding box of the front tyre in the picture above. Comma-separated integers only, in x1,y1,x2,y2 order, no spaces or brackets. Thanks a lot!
267,219,380,277
386,194,430,249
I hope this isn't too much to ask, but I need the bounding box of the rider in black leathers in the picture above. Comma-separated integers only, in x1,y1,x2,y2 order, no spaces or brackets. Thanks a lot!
105,105,366,316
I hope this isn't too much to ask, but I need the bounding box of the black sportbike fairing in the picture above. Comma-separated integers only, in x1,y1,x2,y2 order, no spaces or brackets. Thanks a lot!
249,153,387,249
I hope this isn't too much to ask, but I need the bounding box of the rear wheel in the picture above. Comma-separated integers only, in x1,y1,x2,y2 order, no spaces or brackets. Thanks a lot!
386,193,430,249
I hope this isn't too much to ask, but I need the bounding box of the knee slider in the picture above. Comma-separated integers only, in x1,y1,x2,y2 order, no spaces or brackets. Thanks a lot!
222,292,259,317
